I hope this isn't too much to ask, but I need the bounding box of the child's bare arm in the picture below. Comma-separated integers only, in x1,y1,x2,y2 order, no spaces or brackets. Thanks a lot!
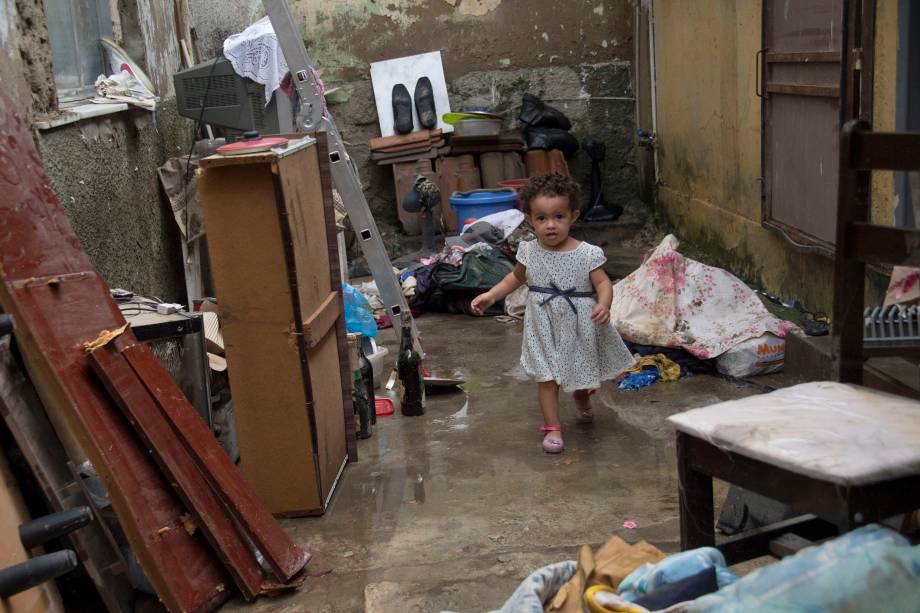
471,264,526,316
589,267,612,324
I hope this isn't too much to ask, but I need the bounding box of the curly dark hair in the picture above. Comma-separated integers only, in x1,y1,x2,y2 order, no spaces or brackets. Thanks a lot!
519,172,582,214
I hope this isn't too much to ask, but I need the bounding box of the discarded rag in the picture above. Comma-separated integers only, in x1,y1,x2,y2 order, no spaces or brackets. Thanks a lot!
547,536,666,613
624,354,681,382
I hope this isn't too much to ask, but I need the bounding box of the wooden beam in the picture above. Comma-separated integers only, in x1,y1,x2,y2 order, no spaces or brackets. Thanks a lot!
302,291,341,349
846,222,920,267
849,131,920,171
765,83,839,98
766,51,839,63
120,342,310,582
88,344,265,600
0,89,230,613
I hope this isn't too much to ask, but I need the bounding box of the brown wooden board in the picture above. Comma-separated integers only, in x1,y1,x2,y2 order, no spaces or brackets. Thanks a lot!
118,340,310,581
0,91,229,613
302,292,341,349
369,129,441,151
0,341,134,613
88,343,264,599
199,161,322,514
276,148,348,505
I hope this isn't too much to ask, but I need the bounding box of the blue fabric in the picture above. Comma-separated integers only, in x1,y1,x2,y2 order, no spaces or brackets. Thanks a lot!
688,524,920,612
486,561,576,613
619,547,736,602
618,370,659,390
633,566,718,610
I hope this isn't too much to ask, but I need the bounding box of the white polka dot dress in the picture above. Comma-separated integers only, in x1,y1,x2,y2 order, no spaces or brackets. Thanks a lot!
516,240,635,392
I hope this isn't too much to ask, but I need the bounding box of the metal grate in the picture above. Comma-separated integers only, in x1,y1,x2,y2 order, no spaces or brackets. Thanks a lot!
249,92,265,130
183,75,240,109
863,305,920,346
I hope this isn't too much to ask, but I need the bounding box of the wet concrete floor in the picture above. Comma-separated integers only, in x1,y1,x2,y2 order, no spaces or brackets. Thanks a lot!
226,314,773,612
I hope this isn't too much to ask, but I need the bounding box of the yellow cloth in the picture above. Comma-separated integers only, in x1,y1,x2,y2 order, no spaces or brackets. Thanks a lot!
625,354,681,382
547,537,666,613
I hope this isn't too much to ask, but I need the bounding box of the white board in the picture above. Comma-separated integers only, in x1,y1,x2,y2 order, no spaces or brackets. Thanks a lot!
370,51,453,138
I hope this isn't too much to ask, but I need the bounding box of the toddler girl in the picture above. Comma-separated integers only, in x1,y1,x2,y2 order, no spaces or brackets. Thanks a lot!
471,173,634,453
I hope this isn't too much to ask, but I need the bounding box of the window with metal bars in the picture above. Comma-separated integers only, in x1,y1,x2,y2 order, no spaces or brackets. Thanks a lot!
44,0,114,103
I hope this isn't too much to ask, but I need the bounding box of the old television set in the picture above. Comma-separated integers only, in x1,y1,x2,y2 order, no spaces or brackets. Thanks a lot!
174,57,294,135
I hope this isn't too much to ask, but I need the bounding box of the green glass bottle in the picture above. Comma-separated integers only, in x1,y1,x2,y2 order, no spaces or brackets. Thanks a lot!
397,315,425,416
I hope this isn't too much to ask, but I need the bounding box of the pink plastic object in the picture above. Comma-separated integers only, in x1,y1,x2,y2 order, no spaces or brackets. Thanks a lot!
375,398,395,417
216,137,288,156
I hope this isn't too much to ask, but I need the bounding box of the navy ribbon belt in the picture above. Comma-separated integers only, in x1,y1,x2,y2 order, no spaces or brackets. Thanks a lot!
528,282,595,314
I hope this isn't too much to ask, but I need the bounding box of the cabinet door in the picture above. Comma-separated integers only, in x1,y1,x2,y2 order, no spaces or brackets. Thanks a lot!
276,146,348,505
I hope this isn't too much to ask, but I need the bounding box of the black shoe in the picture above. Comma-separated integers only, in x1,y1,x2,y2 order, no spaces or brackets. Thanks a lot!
414,77,437,129
525,128,580,156
518,93,572,130
392,84,413,134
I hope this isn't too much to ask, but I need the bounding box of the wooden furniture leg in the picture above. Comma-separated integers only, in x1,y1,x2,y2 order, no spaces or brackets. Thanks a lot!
677,431,715,550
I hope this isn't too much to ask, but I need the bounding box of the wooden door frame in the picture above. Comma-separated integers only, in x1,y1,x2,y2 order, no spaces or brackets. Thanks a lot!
760,0,877,256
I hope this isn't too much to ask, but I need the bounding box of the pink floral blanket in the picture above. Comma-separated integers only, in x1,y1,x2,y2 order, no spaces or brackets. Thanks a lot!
611,235,794,359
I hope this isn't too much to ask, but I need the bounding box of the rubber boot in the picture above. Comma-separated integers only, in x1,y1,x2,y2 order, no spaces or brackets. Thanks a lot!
414,77,437,129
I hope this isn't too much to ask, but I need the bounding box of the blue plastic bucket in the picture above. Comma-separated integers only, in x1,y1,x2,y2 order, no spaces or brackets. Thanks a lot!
449,189,518,226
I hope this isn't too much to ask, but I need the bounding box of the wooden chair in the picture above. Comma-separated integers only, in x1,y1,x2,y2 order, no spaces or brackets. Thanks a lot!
832,120,920,382
669,122,920,564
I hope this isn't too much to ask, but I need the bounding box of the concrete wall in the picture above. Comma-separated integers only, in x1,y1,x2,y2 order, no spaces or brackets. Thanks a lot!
191,0,639,253
652,0,898,314
6,0,192,300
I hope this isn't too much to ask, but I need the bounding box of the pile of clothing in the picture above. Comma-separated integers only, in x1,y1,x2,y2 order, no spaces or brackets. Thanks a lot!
611,235,797,379
482,524,920,613
400,210,534,316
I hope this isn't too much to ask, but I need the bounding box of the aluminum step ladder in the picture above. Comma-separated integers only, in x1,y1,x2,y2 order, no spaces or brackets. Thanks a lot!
263,0,420,352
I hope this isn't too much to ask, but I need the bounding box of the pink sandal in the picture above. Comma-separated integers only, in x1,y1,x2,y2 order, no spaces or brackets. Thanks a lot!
574,390,596,424
540,425,564,454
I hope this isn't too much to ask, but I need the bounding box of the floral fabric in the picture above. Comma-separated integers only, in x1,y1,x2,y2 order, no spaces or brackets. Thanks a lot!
611,235,794,359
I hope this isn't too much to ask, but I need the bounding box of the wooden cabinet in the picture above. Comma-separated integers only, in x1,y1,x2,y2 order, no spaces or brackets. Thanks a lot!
198,136,353,516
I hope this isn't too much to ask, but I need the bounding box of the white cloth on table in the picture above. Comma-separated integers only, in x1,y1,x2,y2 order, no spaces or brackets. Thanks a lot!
223,16,289,105
517,240,634,393
668,381,920,486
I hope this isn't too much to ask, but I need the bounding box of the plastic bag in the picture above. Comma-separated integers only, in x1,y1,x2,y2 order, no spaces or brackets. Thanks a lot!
716,333,784,377
618,547,736,602
342,283,378,338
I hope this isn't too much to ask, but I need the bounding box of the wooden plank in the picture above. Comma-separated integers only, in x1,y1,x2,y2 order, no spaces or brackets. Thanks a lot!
677,431,714,551
369,129,440,152
0,90,230,613
302,292,341,349
768,532,818,558
119,342,310,582
846,223,920,267
717,515,836,565
849,131,920,171
832,120,871,384
276,147,348,505
88,344,264,600
0,340,133,613
0,445,65,613
765,83,839,98
766,51,839,63
199,158,323,515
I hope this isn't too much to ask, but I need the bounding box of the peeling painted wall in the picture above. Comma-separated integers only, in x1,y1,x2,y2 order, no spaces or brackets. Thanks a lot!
190,0,638,253
653,0,898,314
7,0,193,299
